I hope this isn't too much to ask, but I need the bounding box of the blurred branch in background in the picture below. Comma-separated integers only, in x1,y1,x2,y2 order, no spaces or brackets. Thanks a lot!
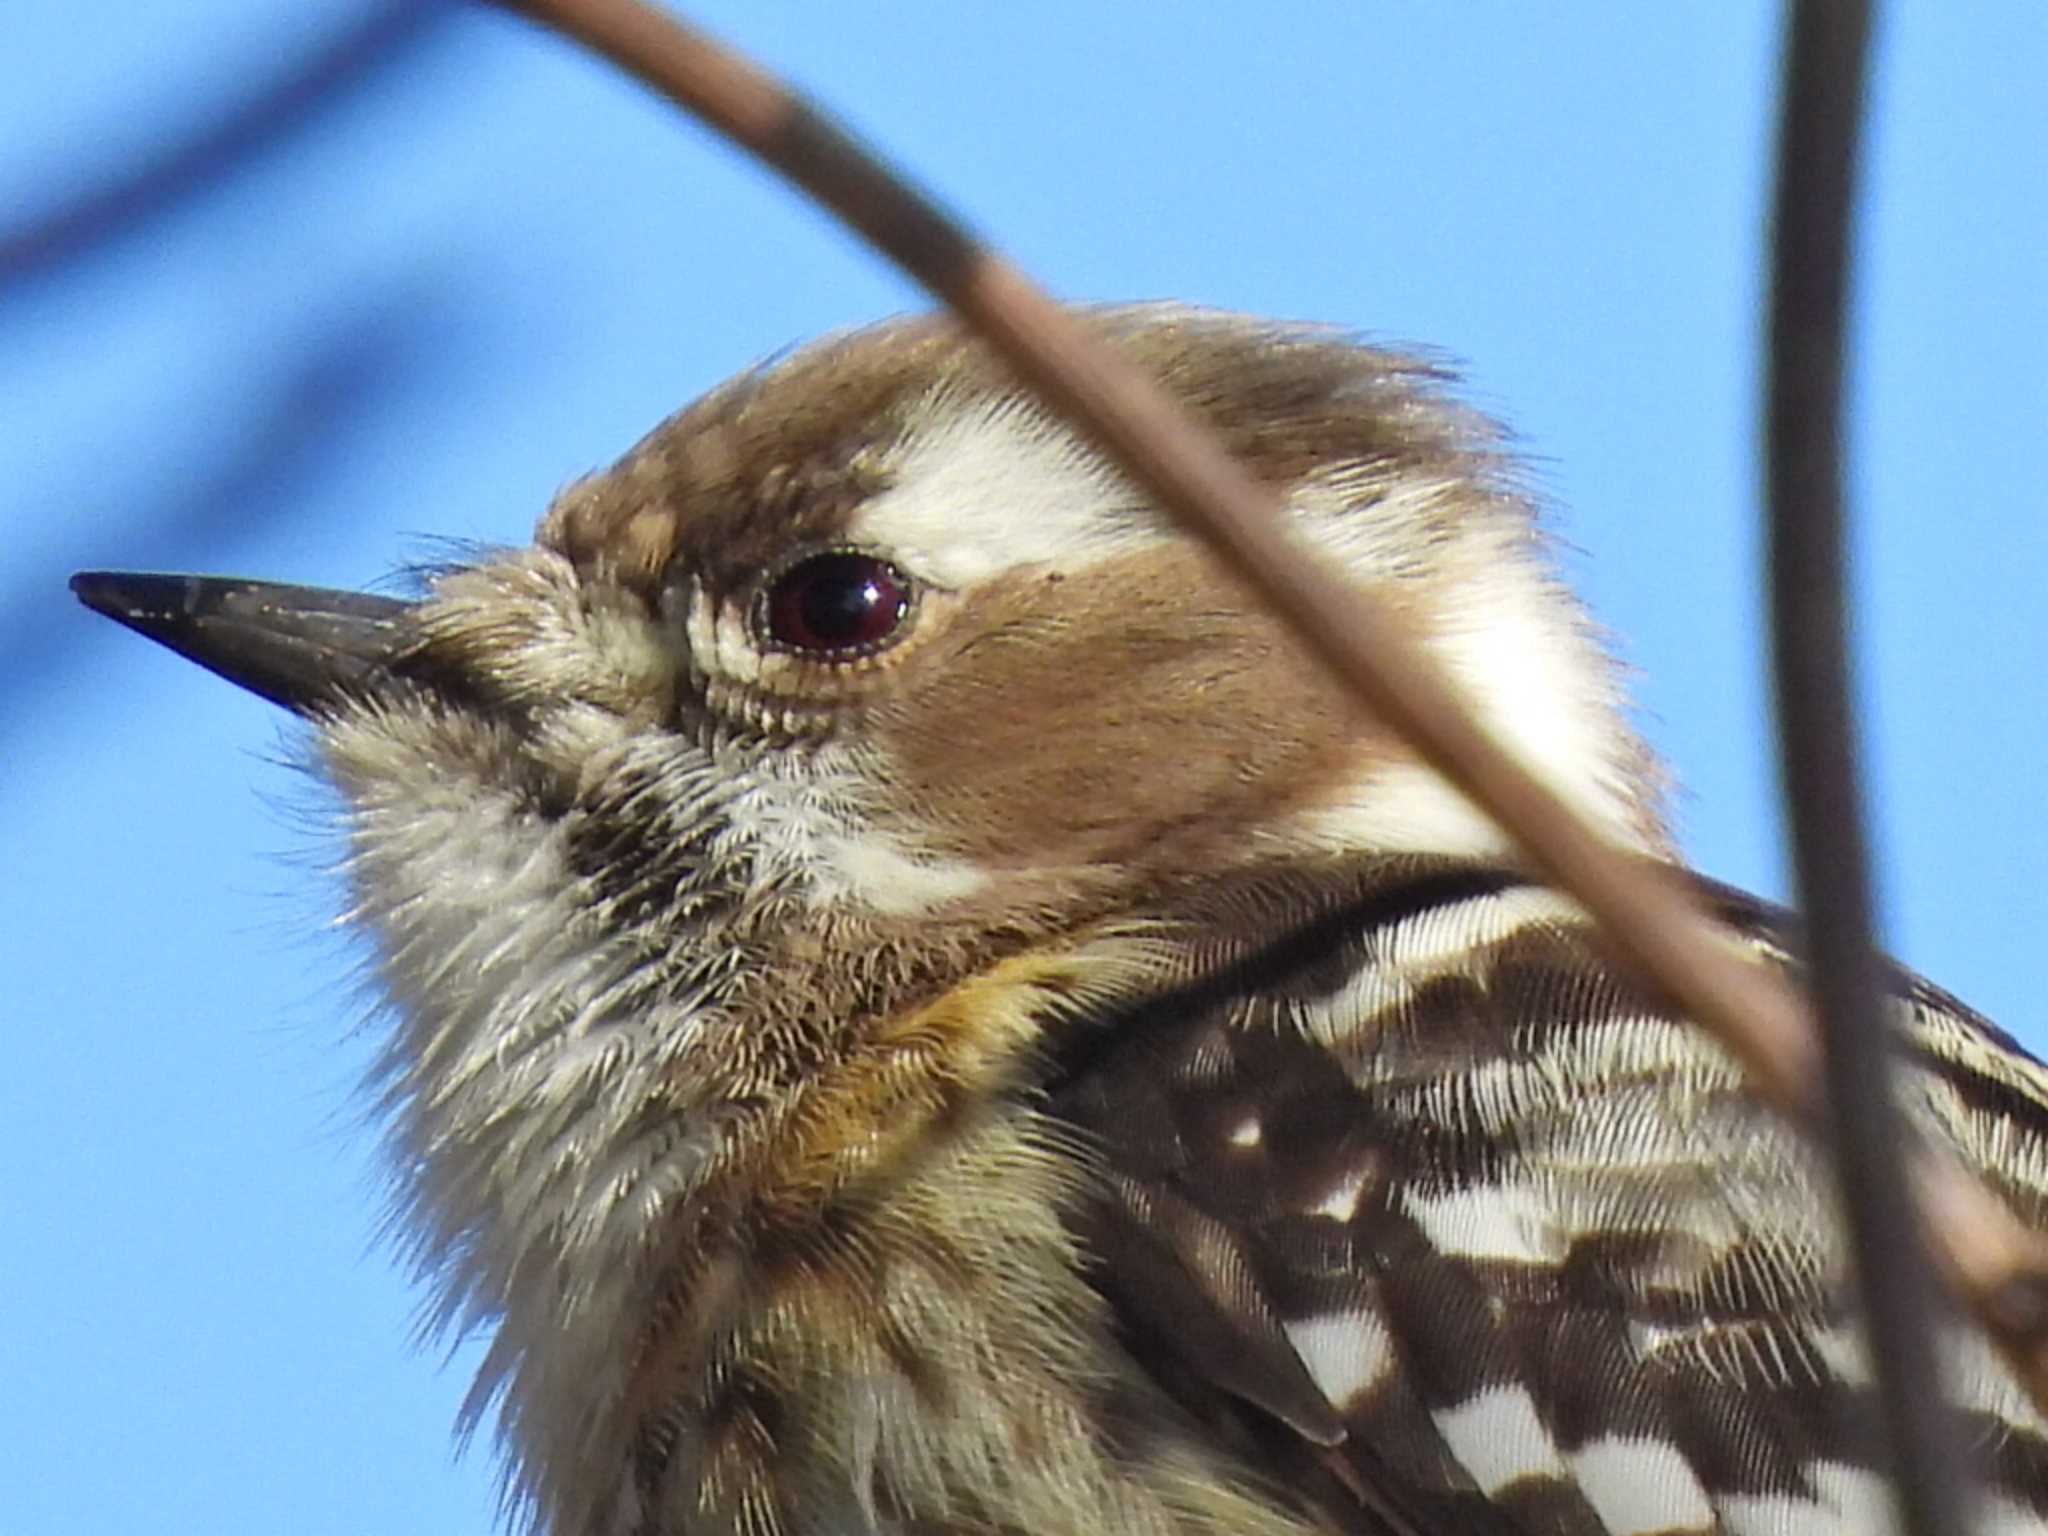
0,3,474,737
0,278,473,744
0,1,451,285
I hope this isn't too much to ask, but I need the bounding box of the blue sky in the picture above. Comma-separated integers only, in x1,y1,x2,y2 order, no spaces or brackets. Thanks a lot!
3,5,2042,1532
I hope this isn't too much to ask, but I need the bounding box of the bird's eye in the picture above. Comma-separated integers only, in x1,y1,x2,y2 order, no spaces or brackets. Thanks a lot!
759,550,913,656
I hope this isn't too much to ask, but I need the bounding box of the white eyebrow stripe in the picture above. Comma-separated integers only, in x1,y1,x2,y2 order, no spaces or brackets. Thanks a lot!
848,394,1155,588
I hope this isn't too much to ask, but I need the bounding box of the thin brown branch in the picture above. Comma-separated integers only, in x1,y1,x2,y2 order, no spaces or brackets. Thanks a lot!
485,0,2048,1421
1766,5,1968,1533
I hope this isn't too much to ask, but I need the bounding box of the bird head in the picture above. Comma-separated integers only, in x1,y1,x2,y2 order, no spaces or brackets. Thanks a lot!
81,305,1662,934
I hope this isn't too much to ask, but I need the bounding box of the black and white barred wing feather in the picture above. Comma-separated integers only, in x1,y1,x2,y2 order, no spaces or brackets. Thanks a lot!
1057,866,2048,1535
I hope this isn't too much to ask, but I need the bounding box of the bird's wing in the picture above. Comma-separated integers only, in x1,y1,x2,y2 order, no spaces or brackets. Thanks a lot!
1054,865,2048,1535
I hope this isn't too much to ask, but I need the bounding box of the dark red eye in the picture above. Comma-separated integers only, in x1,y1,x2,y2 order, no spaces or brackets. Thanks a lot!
761,551,912,655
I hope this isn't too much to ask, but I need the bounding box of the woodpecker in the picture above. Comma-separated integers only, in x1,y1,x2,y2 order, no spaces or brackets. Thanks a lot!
73,307,2048,1535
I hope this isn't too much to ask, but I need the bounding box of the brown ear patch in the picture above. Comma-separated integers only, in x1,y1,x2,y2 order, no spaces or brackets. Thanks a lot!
870,544,1408,879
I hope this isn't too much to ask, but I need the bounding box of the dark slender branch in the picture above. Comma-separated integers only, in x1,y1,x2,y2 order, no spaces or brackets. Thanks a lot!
1766,5,1971,1533
483,0,2048,1419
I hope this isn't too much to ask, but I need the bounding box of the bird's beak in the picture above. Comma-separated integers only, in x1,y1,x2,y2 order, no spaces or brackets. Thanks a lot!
71,571,415,716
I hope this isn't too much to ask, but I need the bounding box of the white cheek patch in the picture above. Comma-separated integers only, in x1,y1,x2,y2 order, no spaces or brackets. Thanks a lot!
849,392,1158,589
1292,470,1655,858
1292,470,1464,585
718,743,991,920
1428,574,1646,849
